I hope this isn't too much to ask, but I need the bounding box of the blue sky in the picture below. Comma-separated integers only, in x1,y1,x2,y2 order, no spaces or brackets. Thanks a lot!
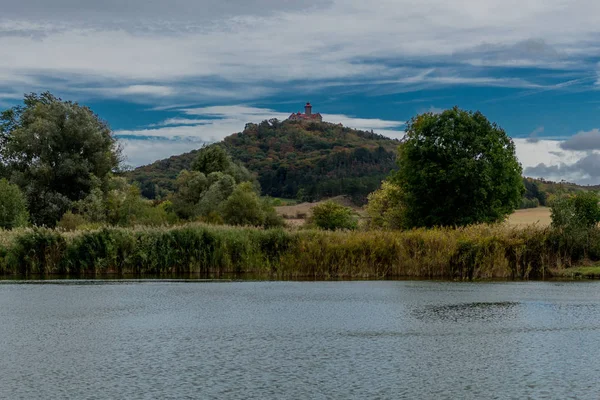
1,0,600,183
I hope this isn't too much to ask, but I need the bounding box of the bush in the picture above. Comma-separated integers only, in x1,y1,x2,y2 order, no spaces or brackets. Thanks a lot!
551,192,600,229
0,179,29,230
309,201,357,231
366,181,405,229
57,212,87,231
520,197,540,209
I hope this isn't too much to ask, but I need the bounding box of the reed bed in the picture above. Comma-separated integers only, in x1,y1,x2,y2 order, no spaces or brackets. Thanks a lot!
0,223,597,279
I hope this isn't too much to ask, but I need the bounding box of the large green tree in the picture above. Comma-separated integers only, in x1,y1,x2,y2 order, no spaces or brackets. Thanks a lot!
0,92,120,226
393,107,523,227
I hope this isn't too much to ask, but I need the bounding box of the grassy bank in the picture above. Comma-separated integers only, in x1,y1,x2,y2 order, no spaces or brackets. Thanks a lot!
0,223,598,279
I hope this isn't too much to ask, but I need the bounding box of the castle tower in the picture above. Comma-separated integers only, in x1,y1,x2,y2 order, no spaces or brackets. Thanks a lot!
305,102,312,116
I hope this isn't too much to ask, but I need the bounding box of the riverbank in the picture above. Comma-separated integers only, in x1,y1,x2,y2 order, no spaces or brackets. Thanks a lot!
1,223,598,279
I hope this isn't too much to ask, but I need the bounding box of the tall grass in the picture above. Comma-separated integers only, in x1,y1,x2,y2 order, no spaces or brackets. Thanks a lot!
0,223,597,279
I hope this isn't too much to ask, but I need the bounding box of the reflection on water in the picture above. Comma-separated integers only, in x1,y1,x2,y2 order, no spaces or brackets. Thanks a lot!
1,281,600,399
412,301,520,321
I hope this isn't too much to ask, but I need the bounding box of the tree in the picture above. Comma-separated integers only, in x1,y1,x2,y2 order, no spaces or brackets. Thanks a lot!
220,182,284,227
193,145,231,175
309,201,357,231
196,174,236,217
221,182,266,226
172,170,208,219
0,178,29,229
366,181,405,229
551,192,600,229
0,92,121,226
392,107,523,227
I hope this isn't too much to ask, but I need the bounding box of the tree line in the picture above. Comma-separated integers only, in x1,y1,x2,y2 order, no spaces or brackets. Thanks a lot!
0,93,282,230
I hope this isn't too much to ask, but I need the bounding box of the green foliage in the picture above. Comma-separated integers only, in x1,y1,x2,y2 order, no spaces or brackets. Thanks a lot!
309,201,358,231
551,192,600,229
172,170,208,219
1,223,598,279
193,144,255,185
196,174,236,217
57,212,87,232
393,107,524,227
193,145,231,175
126,120,400,204
0,92,121,226
520,197,540,209
221,182,267,226
366,181,405,229
170,146,281,228
0,179,29,229
522,178,547,207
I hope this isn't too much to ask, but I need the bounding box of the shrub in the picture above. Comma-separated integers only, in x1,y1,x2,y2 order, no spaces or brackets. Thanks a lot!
366,181,405,229
57,212,87,231
0,179,29,230
309,201,357,231
551,192,600,229
221,182,266,226
520,197,540,209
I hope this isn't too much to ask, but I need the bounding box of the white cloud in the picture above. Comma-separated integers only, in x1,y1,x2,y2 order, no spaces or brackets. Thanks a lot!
120,139,206,168
112,85,176,97
514,139,582,170
514,137,600,184
1,0,599,98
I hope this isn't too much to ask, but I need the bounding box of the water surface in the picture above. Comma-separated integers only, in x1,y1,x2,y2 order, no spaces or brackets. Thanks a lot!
1,281,599,399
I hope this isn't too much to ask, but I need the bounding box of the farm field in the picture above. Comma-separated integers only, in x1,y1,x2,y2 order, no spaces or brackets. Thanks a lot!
276,202,553,228
506,207,552,227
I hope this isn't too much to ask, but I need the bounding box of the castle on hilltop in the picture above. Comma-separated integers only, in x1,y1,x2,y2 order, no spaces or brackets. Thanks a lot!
288,102,323,123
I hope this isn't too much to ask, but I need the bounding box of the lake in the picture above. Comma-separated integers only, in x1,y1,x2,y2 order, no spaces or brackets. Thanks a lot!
1,280,599,399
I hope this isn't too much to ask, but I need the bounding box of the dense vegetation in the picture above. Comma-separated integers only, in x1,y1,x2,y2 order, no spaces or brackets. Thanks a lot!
3,94,600,280
0,179,29,229
308,201,358,231
2,222,600,279
0,93,281,230
128,119,400,204
0,92,121,226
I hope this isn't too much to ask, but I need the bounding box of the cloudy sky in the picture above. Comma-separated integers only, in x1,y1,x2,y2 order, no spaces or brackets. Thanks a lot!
2,0,600,183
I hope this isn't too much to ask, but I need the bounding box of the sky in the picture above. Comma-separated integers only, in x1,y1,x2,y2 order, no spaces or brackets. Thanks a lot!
1,0,600,183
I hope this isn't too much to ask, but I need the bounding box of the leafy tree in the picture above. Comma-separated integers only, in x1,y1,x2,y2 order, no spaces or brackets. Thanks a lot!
520,197,540,209
173,146,256,220
261,201,285,228
0,92,120,226
221,182,284,227
366,181,405,229
551,192,600,229
392,107,523,227
221,182,266,226
522,178,547,207
196,174,236,217
172,170,208,219
309,201,357,231
193,144,255,184
193,145,231,175
0,178,29,229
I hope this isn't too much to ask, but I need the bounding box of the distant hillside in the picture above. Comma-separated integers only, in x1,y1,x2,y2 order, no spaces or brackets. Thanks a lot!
520,177,600,209
127,119,401,203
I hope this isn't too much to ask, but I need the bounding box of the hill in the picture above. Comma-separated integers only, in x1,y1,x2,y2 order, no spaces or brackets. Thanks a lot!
127,119,401,204
521,177,600,208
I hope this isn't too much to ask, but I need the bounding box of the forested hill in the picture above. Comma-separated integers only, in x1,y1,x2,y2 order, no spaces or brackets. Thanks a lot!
127,120,401,203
